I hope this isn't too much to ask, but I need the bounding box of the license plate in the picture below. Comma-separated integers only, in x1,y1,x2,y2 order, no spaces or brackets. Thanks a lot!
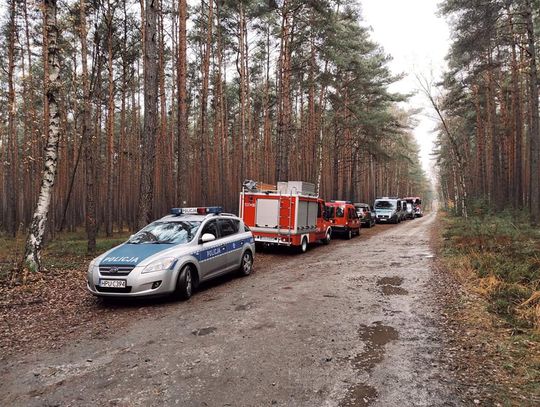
99,279,126,288
256,236,276,242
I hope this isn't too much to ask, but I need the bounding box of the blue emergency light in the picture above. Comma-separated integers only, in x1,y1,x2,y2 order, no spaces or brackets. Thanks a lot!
170,207,223,216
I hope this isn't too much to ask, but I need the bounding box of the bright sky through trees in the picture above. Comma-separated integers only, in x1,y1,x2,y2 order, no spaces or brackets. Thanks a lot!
361,0,450,179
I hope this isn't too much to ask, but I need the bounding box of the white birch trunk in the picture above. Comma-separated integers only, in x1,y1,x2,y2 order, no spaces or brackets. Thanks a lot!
22,0,61,273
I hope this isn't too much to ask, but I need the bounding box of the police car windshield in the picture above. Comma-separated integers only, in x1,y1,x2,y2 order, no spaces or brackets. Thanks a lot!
128,221,201,244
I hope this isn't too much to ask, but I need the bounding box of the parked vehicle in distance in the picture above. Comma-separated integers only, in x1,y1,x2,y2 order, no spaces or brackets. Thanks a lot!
240,180,332,253
326,200,361,239
373,197,402,224
404,202,415,219
403,196,423,218
87,207,255,300
354,203,376,228
396,199,407,221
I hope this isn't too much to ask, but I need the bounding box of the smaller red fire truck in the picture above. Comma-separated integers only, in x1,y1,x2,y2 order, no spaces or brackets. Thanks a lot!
239,180,332,253
325,200,361,239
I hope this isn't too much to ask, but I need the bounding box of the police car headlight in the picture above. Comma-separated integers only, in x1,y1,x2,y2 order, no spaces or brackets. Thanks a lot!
88,258,98,274
142,258,177,274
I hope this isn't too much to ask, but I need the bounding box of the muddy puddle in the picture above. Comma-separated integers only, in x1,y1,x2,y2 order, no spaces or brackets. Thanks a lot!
341,322,399,406
340,383,378,406
354,323,399,370
191,327,217,336
377,276,409,295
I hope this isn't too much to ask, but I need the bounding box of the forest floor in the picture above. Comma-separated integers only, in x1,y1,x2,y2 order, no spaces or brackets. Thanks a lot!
0,213,538,406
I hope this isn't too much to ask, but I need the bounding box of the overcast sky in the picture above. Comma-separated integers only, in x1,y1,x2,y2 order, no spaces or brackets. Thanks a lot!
360,0,451,181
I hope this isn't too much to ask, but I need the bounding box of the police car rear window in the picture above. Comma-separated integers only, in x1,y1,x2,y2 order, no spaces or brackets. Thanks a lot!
219,219,239,237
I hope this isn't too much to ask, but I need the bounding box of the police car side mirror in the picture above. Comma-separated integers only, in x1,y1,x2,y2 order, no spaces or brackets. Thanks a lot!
200,233,216,244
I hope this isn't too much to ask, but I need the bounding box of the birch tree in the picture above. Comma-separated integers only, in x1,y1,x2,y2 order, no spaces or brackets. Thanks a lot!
22,0,61,274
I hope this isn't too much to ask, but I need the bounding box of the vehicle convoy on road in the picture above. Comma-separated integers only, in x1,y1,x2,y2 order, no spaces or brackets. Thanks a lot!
240,180,332,252
373,197,403,224
354,203,376,228
87,207,255,299
326,200,361,239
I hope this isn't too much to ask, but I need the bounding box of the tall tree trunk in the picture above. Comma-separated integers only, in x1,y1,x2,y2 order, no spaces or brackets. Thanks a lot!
262,19,273,183
22,0,39,227
238,2,247,181
156,0,170,215
214,0,226,200
22,0,61,274
176,0,188,205
81,0,97,252
106,0,115,236
509,13,523,209
198,0,213,205
118,0,128,231
7,0,18,237
137,0,159,229
525,0,540,224
276,2,292,182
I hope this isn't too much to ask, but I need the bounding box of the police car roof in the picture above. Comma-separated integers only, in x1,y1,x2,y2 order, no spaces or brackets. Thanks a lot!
158,213,238,222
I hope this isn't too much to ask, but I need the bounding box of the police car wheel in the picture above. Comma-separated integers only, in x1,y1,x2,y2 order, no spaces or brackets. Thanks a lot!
239,251,253,276
175,265,193,300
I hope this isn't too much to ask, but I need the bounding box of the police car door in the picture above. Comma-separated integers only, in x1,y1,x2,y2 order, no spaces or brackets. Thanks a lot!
198,219,227,279
217,218,241,271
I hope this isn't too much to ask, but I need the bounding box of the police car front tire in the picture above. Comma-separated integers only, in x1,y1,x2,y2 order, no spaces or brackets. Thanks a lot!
239,250,253,276
175,265,194,300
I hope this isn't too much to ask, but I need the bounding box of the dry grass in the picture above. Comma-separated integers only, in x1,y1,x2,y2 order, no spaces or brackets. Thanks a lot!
437,211,540,404
441,213,540,330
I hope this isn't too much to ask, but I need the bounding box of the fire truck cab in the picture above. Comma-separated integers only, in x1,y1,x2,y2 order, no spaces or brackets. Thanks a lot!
240,180,332,253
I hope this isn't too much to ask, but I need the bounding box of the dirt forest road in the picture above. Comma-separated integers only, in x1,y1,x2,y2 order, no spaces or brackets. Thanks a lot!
1,211,458,407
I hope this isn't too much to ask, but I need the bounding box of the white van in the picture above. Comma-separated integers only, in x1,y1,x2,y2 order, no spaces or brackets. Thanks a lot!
373,197,402,224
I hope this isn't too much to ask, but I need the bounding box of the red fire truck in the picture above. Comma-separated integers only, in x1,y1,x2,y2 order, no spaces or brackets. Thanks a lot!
239,180,332,253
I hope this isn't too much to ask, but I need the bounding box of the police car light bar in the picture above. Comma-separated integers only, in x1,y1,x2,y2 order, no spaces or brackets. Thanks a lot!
170,207,223,216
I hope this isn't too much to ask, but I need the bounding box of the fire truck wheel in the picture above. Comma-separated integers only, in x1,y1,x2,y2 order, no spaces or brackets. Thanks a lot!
299,237,308,253
239,250,253,276
322,230,331,245
174,264,194,301
346,229,352,240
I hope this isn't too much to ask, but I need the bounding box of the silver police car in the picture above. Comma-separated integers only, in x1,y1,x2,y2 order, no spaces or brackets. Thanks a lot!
87,207,255,300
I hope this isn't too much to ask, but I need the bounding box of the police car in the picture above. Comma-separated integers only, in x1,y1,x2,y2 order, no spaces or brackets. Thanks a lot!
86,207,255,300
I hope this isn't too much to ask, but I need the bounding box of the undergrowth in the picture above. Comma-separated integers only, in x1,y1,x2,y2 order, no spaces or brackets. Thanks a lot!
0,231,130,283
441,210,540,330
